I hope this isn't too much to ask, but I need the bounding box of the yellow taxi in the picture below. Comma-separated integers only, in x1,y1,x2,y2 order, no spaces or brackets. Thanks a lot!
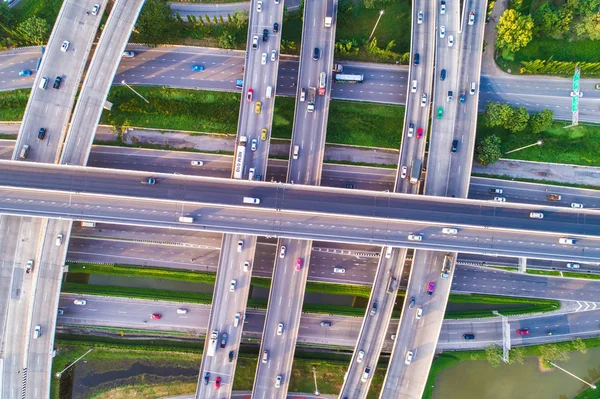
261,128,267,140
255,101,262,114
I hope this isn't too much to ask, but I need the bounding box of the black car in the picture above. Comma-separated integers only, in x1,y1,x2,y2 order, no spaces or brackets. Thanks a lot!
320,321,331,327
262,29,269,41
463,334,475,340
203,372,209,385
313,47,320,60
451,139,458,153
37,127,46,140
273,22,279,33
220,332,228,348
409,296,416,308
345,183,356,189
53,75,62,89
228,350,234,362
413,53,420,65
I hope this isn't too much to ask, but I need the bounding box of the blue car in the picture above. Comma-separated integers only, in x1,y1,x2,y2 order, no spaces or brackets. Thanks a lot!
192,65,204,71
19,70,32,76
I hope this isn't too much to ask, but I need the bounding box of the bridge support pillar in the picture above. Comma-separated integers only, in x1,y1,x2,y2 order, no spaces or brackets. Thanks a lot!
518,257,527,273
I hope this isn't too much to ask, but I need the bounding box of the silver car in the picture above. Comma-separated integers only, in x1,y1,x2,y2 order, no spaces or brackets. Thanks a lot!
261,53,267,65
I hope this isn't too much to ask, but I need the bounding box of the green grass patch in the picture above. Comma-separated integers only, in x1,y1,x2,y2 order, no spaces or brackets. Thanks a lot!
448,293,559,307
476,118,600,166
336,0,412,56
12,0,63,25
0,89,30,121
515,38,600,64
68,262,216,285
62,282,213,304
526,269,562,277
472,173,600,191
446,291,560,318
562,272,600,280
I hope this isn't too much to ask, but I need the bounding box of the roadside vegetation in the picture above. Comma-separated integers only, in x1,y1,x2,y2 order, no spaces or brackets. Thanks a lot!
495,0,600,75
446,293,560,318
475,102,600,167
0,89,29,120
0,0,60,48
423,337,599,399
52,336,386,398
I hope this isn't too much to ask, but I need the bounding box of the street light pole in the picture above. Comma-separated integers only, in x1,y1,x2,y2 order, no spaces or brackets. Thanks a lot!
313,366,319,396
505,140,543,154
368,10,385,43
55,348,94,378
121,80,150,104
547,360,597,390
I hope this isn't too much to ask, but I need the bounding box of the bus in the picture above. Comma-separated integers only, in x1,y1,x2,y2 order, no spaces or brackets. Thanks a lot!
335,74,364,84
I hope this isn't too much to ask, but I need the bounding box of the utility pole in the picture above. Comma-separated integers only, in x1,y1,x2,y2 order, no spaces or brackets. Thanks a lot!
55,348,94,378
368,10,385,43
548,360,597,390
505,140,543,155
313,366,320,396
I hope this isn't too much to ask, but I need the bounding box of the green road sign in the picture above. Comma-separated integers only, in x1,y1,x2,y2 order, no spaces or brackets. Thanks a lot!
573,69,580,91
572,96,578,112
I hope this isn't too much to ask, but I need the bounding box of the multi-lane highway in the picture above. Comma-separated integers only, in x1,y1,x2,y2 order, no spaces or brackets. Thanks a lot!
56,295,600,351
3,46,600,121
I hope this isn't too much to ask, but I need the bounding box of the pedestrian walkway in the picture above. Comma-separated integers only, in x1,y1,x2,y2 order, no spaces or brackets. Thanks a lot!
481,0,508,76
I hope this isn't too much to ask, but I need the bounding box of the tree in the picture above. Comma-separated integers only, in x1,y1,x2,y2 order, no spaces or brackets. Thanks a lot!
485,344,503,367
572,338,587,354
540,344,570,364
0,2,14,27
529,108,554,133
504,106,529,132
476,135,502,166
136,0,179,44
14,17,50,45
508,346,525,364
218,31,236,48
484,102,512,127
574,12,600,40
496,9,534,53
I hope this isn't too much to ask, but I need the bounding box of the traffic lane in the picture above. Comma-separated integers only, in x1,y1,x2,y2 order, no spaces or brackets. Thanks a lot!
453,265,600,302
0,48,39,90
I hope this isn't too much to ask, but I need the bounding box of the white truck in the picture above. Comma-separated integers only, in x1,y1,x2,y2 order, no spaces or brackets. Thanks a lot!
307,87,316,112
178,216,194,223
441,254,453,279
206,330,219,357
233,136,248,179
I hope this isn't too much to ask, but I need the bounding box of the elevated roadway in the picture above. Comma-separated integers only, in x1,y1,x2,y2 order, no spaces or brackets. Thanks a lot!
0,162,599,259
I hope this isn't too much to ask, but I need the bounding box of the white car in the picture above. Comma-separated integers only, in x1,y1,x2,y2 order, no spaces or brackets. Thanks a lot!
468,11,475,25
274,0,279,4
271,50,277,62
275,375,282,388
566,263,580,269
440,0,446,14
405,351,414,365
34,325,42,339
191,160,204,166
448,35,454,47
277,322,284,335
333,267,346,274
122,51,135,58
442,227,458,234
279,245,286,258
493,197,506,202
411,80,417,93
417,10,423,24
56,233,64,246
251,138,258,151
234,312,241,327
408,234,422,242
300,88,306,102
74,299,87,305
257,0,262,12
61,40,70,52
230,279,237,292
252,35,259,49
237,240,244,252
439,26,445,38
571,203,584,208
529,212,544,219
408,123,414,137
243,261,251,272
357,350,365,363
177,308,188,314
559,237,576,245
401,166,408,179
416,307,423,319
421,93,427,107
261,53,267,65
91,4,100,15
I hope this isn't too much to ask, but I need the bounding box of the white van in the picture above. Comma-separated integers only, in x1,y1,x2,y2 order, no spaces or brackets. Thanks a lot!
292,145,299,160
385,246,393,258
243,197,260,204
266,86,273,98
248,167,255,180
39,77,48,90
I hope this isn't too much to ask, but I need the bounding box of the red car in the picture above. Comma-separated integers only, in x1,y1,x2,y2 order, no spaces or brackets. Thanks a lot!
427,281,435,295
150,313,162,320
417,127,424,139
215,376,221,389
517,328,530,336
246,88,253,102
295,258,303,271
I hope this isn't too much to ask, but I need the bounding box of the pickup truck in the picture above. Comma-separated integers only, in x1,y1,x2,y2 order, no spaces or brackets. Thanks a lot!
547,193,561,201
